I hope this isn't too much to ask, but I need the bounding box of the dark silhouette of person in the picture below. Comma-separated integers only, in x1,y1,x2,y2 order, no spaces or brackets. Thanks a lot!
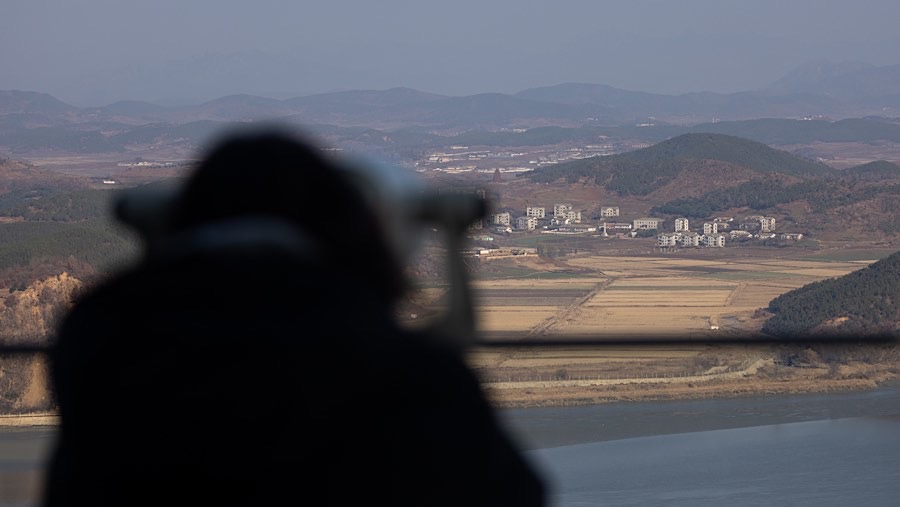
44,129,545,506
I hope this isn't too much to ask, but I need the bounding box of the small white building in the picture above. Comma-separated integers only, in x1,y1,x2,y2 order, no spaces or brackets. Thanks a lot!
600,206,620,217
633,218,661,230
604,222,633,231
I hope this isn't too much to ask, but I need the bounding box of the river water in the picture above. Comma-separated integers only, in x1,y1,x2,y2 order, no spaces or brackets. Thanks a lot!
499,383,900,506
3,384,900,506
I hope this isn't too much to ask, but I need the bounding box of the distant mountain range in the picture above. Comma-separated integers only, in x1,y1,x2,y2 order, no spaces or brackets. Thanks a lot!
2,60,900,131
2,60,900,164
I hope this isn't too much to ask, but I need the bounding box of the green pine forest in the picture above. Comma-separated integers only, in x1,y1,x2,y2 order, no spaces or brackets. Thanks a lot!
764,250,900,337
0,186,139,285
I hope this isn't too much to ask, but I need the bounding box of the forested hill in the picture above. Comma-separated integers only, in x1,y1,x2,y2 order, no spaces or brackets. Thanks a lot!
0,159,138,290
604,133,829,175
526,133,831,195
840,160,900,180
763,251,900,337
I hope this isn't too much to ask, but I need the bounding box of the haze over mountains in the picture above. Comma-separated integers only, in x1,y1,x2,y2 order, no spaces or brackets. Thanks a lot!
3,60,900,132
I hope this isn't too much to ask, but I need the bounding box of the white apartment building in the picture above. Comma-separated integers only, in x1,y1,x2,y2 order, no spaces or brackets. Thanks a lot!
565,210,582,223
526,206,546,218
680,232,701,247
760,217,776,232
674,218,689,232
657,232,682,247
703,222,718,235
703,234,726,247
516,216,538,230
492,212,511,226
553,203,572,217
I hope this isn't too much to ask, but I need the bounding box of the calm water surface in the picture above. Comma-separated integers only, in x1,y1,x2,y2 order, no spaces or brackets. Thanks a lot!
500,383,900,507
0,427,54,507
3,384,900,506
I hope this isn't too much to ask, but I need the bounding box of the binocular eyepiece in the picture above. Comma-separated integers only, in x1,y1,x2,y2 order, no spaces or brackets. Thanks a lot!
114,140,489,349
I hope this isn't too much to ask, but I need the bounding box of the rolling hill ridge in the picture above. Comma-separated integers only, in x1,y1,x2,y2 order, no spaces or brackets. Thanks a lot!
764,250,900,337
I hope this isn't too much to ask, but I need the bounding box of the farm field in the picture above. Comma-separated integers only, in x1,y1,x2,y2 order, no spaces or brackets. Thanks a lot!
445,249,897,407
471,253,872,339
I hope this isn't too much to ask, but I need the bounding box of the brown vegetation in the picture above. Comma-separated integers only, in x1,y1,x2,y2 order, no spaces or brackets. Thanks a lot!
450,250,900,408
0,271,84,345
0,272,85,414
471,343,900,408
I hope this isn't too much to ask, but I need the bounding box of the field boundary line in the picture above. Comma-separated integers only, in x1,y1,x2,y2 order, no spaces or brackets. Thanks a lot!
527,279,612,336
483,358,775,389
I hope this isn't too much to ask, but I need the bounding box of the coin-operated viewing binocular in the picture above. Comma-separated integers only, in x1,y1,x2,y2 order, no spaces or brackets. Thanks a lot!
114,129,489,350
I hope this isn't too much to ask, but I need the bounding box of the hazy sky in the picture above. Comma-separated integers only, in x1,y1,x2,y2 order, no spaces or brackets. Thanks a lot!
3,0,900,106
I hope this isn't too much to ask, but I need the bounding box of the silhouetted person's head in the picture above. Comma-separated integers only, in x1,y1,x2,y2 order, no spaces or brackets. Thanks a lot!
158,129,406,303
48,127,545,507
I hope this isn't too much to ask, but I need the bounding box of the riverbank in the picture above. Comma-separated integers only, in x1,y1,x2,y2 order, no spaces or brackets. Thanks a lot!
478,346,900,408
2,352,899,419
485,374,894,408
0,412,59,427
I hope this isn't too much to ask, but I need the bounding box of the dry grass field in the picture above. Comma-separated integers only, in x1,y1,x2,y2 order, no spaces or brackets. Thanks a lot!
410,249,900,407
468,253,870,339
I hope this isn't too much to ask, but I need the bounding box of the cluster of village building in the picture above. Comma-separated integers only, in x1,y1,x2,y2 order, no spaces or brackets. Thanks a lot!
481,203,804,250
657,217,730,248
489,204,590,233
656,215,805,248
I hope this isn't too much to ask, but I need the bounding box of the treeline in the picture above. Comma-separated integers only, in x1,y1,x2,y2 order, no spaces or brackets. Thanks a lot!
0,187,118,222
0,255,97,293
763,250,900,337
526,133,833,194
0,219,138,277
525,156,607,185
652,178,810,217
1,120,225,154
840,160,900,181
680,118,900,146
0,126,124,153
653,178,900,219
608,133,830,175
527,157,691,195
